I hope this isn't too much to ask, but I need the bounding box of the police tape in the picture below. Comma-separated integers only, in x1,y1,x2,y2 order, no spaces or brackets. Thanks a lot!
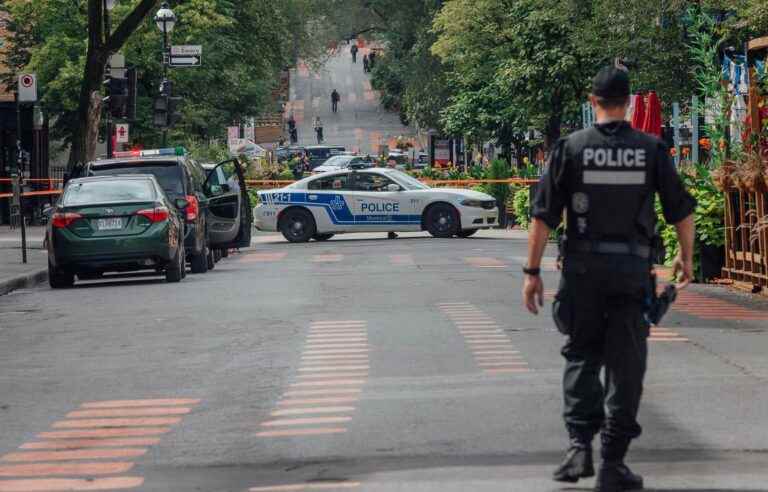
0,189,62,200
244,178,539,188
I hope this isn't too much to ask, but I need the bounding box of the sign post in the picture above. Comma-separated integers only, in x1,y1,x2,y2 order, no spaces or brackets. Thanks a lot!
15,74,35,264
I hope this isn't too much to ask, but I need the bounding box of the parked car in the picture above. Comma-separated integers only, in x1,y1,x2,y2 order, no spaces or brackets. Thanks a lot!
81,148,251,275
46,175,187,287
312,155,375,174
304,145,346,169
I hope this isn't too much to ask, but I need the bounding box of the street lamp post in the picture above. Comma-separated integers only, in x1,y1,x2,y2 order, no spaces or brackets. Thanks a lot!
154,2,176,147
104,0,116,158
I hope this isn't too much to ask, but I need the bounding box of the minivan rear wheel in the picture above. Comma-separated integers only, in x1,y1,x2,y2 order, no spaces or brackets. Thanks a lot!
190,243,208,274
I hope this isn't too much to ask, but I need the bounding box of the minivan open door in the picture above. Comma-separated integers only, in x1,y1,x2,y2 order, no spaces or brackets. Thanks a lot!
203,158,252,249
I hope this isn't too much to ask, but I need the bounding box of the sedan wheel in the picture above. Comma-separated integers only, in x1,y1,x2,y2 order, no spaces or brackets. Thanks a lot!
313,233,335,241
281,209,316,243
426,204,459,238
49,261,74,289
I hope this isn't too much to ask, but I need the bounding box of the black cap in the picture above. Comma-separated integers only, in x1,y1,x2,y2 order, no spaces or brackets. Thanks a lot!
592,66,630,99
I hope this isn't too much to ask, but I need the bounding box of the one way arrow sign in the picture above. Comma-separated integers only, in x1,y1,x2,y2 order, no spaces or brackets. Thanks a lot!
170,55,201,67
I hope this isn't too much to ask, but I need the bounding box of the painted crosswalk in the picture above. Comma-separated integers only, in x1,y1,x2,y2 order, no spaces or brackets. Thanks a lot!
0,398,199,491
672,289,768,321
438,303,531,375
256,321,369,438
464,257,507,269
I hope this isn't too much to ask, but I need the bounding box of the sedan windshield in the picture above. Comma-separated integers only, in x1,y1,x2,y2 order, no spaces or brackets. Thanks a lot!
90,161,184,197
63,180,155,206
388,170,430,190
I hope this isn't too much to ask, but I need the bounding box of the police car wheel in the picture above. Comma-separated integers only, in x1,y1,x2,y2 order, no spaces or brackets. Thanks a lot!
425,204,459,238
281,209,316,243
456,229,478,238
313,233,334,241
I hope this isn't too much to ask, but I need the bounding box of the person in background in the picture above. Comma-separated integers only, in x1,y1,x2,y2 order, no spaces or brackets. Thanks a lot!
313,116,324,144
363,54,370,73
350,43,359,63
331,89,341,113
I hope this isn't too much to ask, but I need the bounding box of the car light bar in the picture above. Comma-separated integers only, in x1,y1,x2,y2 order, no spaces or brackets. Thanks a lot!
113,147,185,158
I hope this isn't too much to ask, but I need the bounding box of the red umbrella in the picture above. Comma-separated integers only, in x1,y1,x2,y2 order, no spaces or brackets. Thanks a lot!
630,94,646,131
642,91,663,138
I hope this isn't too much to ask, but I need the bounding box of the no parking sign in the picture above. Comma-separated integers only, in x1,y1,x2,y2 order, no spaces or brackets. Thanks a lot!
18,73,37,103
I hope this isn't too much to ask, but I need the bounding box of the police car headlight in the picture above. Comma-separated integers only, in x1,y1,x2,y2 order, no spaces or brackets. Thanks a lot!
461,199,485,208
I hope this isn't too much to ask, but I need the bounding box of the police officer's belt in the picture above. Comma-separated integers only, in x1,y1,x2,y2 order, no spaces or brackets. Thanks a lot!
567,240,651,259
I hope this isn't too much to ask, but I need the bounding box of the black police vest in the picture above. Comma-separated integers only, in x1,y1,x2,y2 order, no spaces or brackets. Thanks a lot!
561,122,660,245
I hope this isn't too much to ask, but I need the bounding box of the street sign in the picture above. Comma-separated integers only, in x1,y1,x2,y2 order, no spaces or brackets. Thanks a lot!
18,73,37,103
170,45,202,67
171,45,202,56
115,123,129,143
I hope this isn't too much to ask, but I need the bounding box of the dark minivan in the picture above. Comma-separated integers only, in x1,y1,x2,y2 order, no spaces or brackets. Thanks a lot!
82,148,251,274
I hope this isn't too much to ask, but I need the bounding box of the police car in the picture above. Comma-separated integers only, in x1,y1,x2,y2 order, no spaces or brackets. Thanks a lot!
254,168,498,242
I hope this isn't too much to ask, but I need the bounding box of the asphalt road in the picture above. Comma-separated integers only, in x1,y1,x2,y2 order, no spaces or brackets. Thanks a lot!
1,231,768,492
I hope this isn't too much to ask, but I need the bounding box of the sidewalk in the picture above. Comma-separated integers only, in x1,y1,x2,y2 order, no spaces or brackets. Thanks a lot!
0,225,47,295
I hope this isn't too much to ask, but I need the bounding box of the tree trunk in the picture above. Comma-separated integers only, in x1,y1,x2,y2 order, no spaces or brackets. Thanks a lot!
543,95,563,152
68,0,160,170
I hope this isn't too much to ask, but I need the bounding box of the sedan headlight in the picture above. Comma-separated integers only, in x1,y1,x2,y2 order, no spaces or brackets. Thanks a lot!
461,199,495,208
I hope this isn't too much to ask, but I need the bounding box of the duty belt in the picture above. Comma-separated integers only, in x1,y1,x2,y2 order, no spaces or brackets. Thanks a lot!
566,240,651,259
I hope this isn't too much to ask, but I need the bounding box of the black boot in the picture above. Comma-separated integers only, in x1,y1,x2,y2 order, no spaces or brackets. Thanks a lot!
594,462,643,491
553,439,594,483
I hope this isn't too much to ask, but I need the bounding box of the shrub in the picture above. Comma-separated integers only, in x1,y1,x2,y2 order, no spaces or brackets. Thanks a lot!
512,186,531,230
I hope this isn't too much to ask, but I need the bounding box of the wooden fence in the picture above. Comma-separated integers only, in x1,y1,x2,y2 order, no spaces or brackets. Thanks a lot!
722,188,768,287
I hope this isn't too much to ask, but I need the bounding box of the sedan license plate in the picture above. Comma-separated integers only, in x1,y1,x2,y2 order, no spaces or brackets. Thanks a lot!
96,217,123,230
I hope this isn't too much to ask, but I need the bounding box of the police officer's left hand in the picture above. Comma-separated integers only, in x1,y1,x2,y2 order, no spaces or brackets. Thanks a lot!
523,275,544,315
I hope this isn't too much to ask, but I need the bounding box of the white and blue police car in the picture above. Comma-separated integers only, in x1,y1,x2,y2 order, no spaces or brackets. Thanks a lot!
254,168,499,242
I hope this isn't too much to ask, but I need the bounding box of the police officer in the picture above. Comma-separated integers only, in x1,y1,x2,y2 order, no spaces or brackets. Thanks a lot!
522,66,696,491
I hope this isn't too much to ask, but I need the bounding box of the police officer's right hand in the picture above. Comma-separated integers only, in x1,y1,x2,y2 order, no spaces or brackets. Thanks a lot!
523,275,544,315
672,253,694,289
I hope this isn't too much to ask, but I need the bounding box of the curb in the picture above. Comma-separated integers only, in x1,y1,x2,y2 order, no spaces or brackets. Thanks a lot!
0,269,48,296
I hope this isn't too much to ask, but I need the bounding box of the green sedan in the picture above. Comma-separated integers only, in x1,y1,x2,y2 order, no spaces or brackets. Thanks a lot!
46,175,187,288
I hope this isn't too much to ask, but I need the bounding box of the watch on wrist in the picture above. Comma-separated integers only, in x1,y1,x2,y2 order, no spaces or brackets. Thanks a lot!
523,266,541,276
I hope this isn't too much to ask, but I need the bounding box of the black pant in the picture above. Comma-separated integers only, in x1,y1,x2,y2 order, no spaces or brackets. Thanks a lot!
332,101,338,113
352,52,357,63
554,253,651,461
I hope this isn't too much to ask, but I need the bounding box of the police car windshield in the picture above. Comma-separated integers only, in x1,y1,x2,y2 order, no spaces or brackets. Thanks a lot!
388,170,430,190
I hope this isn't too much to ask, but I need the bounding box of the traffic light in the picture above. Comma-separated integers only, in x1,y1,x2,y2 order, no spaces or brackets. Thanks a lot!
103,75,128,119
153,97,169,127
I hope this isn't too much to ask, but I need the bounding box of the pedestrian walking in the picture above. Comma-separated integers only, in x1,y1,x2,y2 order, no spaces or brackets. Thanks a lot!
363,54,370,73
522,66,696,492
350,43,358,63
313,116,324,144
331,89,341,113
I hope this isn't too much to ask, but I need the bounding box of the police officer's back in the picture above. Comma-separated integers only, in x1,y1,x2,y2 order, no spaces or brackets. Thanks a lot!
522,67,696,492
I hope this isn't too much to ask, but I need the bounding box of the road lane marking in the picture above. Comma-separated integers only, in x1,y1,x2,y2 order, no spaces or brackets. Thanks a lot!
0,477,144,491
301,355,370,361
312,254,343,262
485,368,531,374
389,254,414,266
38,428,171,439
255,428,347,438
271,407,356,417
299,365,370,371
261,417,352,427
290,379,366,387
304,344,368,349
1,449,147,462
20,438,160,450
478,361,529,367
306,337,368,342
303,350,370,355
240,252,287,262
278,397,359,406
297,373,369,379
80,399,199,409
52,418,181,429
65,407,191,418
249,482,361,491
474,350,520,355
0,462,135,477
283,389,361,397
